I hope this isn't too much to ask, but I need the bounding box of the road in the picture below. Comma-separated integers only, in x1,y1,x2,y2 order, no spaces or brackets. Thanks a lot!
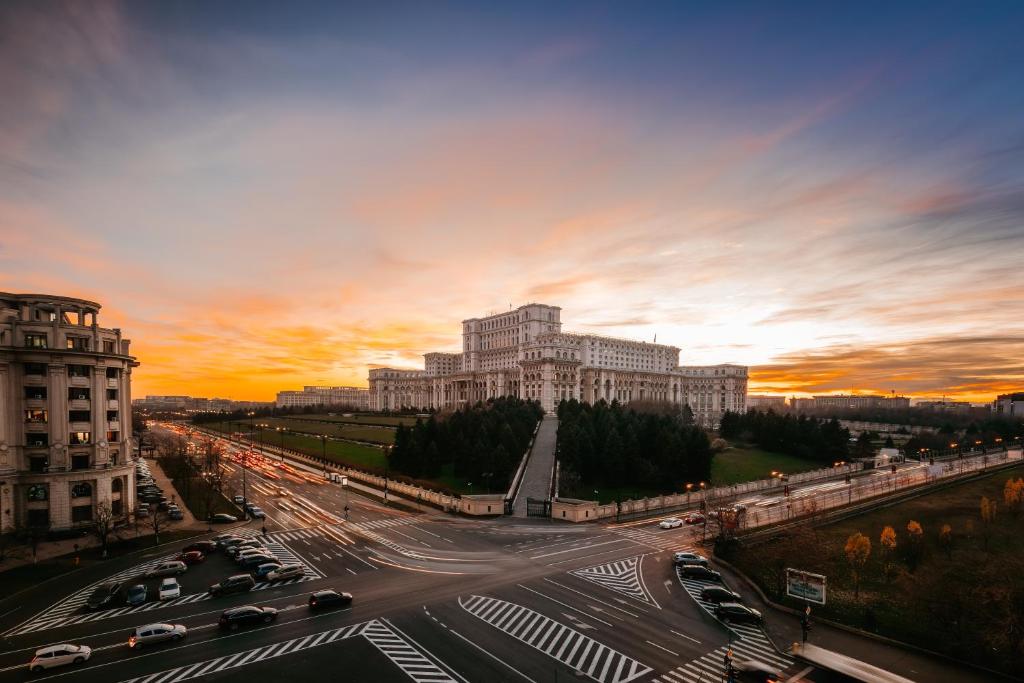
0,428,983,683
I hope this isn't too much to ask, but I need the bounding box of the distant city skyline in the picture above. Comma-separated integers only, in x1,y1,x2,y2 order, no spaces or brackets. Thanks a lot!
2,2,1022,403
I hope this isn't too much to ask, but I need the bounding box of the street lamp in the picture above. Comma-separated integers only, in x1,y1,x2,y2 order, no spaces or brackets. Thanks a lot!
320,434,328,479
276,427,285,462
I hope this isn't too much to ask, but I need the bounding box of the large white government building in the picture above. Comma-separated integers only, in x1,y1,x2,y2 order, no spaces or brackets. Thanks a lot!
0,293,138,532
369,303,747,427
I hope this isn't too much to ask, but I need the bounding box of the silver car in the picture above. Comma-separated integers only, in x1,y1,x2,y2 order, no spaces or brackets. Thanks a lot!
128,623,187,649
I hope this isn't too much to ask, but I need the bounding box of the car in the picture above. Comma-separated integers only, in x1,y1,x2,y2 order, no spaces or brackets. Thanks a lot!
733,659,784,683
252,562,283,580
165,503,180,513
27,644,92,672
266,564,305,582
158,578,181,601
128,623,187,649
85,582,122,610
659,518,683,529
700,586,742,604
235,549,272,564
679,564,722,582
127,584,148,606
168,509,184,520
249,507,266,519
673,551,709,567
135,507,150,518
184,540,218,554
208,574,256,596
217,536,246,549
210,513,238,524
308,589,353,610
715,602,762,625
233,495,246,505
145,561,187,578
179,552,205,566
239,553,276,568
228,539,265,556
211,534,236,545
218,605,278,630
684,513,706,524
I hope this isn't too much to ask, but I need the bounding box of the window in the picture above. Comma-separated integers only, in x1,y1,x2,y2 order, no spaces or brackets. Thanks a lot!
68,388,90,401
66,337,89,351
103,340,116,353
107,389,118,400
69,410,91,422
106,367,119,378
26,433,48,447
107,411,118,422
24,409,47,423
29,457,47,472
111,499,123,516
111,478,123,493
27,509,49,527
71,453,91,469
24,386,47,400
71,482,93,498
27,484,48,501
68,365,90,378
71,505,93,523
70,431,91,445
107,431,119,442
23,362,47,375
24,333,47,348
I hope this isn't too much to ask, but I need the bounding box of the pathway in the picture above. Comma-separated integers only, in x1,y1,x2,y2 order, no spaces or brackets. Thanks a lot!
513,414,558,517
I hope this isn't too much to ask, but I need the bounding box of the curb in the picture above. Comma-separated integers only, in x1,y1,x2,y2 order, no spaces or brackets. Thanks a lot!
712,555,1021,682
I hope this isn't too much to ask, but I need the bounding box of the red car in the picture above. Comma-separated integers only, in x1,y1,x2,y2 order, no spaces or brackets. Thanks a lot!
684,513,706,525
179,551,205,565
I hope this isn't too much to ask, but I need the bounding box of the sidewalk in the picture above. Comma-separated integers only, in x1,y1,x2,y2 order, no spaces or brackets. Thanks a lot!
713,562,994,683
513,414,557,516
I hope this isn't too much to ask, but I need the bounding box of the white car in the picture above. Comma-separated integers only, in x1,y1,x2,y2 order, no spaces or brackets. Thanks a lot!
266,564,305,582
28,644,91,672
159,577,181,601
659,518,684,529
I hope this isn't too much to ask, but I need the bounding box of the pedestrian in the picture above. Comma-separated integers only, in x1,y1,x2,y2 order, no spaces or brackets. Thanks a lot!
261,525,267,537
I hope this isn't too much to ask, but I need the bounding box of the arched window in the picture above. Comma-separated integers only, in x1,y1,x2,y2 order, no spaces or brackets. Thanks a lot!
27,484,48,501
111,478,123,493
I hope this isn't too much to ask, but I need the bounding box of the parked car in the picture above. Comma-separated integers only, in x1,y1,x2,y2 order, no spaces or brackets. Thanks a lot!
145,561,187,578
234,546,270,561
217,536,246,550
233,495,246,505
228,539,264,556
715,602,762,624
252,562,283,580
308,589,353,611
179,551,205,565
700,586,742,604
210,534,236,546
85,582,122,610
210,513,238,524
218,606,278,630
126,584,148,606
249,507,266,519
239,553,276,568
673,552,709,567
684,513,706,524
135,507,150,518
158,578,181,601
658,518,683,529
208,574,256,596
679,565,722,582
27,644,91,672
128,623,187,649
266,564,304,582
168,509,185,521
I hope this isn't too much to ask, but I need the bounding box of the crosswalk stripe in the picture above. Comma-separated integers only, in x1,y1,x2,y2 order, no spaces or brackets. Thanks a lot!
570,555,656,606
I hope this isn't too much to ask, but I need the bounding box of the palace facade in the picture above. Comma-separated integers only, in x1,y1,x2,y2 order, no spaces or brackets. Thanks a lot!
369,303,747,427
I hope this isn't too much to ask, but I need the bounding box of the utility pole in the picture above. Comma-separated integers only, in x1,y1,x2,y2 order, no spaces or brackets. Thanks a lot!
801,605,812,643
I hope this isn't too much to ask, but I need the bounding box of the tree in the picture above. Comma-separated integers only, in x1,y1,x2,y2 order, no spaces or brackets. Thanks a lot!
880,526,897,580
905,520,924,571
980,496,997,551
844,532,871,599
939,523,953,560
1004,478,1024,515
147,506,176,546
91,502,116,559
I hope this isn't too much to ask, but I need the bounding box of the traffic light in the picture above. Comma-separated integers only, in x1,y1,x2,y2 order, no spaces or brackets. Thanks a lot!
800,614,812,642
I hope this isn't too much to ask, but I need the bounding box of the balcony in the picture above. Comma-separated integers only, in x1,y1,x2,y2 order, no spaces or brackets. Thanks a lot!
107,399,119,410
69,421,92,434
107,377,118,389
69,375,90,387
69,399,91,410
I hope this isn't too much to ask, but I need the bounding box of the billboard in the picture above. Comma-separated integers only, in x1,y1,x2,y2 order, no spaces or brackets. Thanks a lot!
786,568,826,605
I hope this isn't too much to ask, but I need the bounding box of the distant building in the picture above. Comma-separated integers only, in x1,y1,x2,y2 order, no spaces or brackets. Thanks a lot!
132,396,271,413
746,394,787,410
914,400,972,415
993,392,1024,418
275,386,369,410
368,302,748,428
791,394,911,412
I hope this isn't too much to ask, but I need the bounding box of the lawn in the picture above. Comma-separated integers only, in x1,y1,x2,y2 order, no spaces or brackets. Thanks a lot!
292,413,419,427
724,463,1024,677
275,431,389,472
711,445,820,486
202,417,396,445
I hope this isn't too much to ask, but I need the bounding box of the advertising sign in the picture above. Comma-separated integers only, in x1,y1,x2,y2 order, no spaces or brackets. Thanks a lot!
786,568,826,605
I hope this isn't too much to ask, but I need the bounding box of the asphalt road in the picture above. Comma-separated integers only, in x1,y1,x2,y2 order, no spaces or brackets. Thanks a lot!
0,428,948,683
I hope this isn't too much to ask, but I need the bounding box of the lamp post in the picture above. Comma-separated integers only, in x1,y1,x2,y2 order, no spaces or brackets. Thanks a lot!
342,475,349,519
276,427,285,463
383,444,391,505
320,434,328,480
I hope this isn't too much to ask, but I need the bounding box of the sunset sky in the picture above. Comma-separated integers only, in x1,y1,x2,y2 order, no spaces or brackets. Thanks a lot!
2,2,1022,403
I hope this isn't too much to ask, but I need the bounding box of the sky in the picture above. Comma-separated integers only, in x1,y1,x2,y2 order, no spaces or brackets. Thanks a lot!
1,1,1023,403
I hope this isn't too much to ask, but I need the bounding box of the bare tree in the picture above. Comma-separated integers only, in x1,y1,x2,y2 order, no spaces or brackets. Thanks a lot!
17,519,51,564
147,506,177,545
91,502,115,558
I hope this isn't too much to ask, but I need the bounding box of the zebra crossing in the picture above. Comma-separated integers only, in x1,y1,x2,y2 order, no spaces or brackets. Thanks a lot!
570,555,658,607
675,570,727,625
609,525,693,552
118,619,458,683
6,533,319,637
459,594,652,683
